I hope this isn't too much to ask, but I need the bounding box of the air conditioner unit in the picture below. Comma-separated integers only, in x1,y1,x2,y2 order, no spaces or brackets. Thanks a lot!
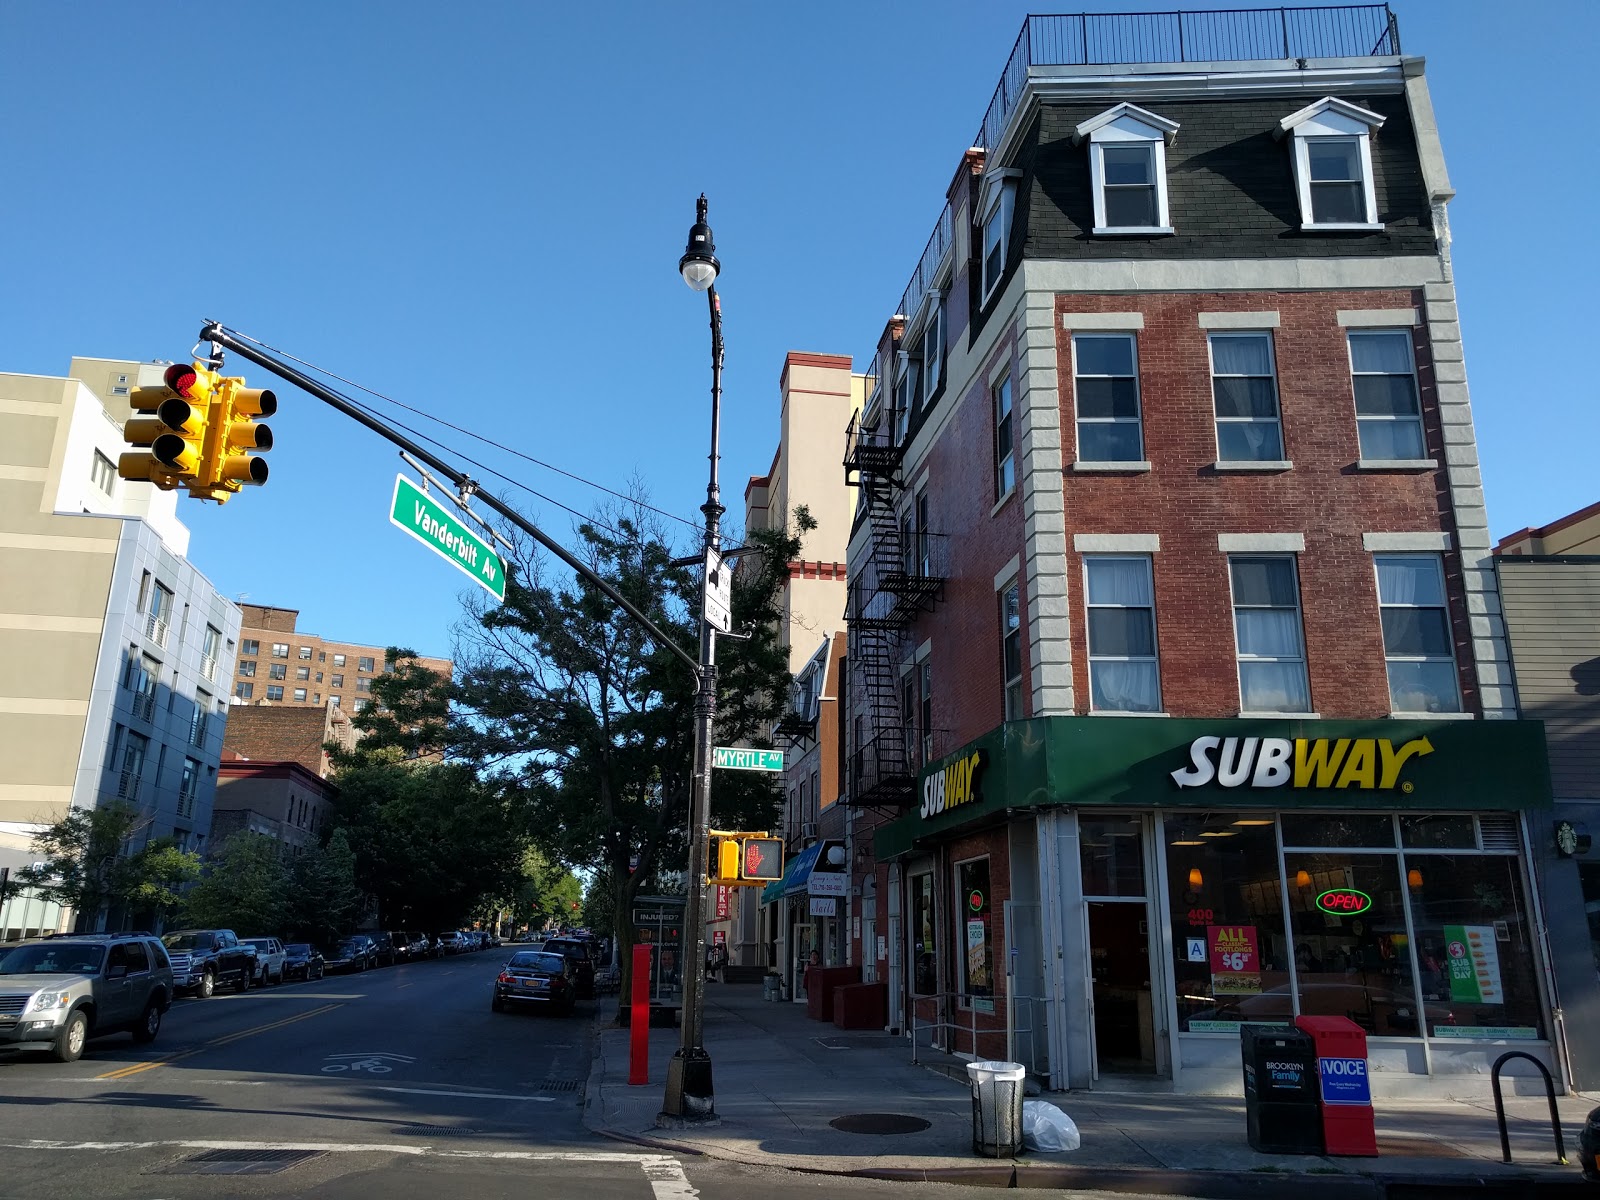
801,822,818,841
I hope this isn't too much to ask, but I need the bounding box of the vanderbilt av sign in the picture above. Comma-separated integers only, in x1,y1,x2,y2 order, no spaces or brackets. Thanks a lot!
1171,734,1434,793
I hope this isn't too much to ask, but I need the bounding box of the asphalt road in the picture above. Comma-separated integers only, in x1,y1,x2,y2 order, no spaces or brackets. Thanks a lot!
0,952,1152,1198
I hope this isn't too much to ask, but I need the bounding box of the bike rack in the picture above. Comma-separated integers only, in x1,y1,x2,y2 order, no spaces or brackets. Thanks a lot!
1490,1050,1567,1165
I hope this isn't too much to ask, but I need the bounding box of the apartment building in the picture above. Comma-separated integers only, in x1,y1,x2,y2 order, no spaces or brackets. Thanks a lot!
230,603,451,713
843,8,1557,1096
0,356,241,936
212,759,338,857
1496,503,1600,1089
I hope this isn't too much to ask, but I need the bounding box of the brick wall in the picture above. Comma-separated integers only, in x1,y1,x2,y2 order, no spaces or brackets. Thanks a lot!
222,706,336,776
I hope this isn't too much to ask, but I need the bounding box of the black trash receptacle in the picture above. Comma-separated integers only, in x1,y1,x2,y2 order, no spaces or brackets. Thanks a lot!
1241,1024,1323,1155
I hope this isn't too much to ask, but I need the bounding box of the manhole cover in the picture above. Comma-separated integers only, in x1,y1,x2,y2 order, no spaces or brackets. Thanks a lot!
160,1149,322,1175
538,1079,582,1092
829,1113,932,1135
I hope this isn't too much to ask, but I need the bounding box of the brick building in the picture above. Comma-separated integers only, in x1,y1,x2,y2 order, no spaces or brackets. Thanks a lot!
220,703,356,779
843,9,1556,1096
230,603,451,713
212,760,337,857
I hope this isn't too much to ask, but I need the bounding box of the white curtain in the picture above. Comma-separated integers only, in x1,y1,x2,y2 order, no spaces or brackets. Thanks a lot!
1236,610,1303,657
1210,335,1271,376
1086,557,1151,606
1091,661,1158,712
1376,556,1440,606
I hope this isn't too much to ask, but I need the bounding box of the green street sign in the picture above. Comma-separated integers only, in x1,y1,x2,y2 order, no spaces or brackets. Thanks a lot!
712,747,783,772
389,474,506,603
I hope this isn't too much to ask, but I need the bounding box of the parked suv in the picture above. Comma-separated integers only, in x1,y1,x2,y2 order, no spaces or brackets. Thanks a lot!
542,937,596,999
243,937,287,986
0,934,174,1062
368,932,397,967
161,929,256,998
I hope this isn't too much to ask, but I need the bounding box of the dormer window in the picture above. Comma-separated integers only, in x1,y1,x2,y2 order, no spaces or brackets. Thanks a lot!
977,168,1022,303
1278,96,1386,231
894,351,917,444
1074,103,1179,236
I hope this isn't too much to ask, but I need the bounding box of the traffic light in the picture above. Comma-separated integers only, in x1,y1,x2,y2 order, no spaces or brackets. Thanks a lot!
716,838,740,882
118,362,217,488
740,837,784,882
207,376,275,492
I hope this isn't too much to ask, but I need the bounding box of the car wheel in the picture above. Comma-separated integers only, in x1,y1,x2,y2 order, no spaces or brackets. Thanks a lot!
51,1010,89,1063
198,971,216,1000
132,999,162,1044
235,970,251,994
491,993,505,1013
314,965,324,981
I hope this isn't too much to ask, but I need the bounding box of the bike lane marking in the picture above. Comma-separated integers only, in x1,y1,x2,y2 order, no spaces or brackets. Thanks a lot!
95,1002,344,1080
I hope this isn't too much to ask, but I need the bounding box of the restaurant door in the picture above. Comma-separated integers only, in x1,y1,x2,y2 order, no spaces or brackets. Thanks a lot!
1080,815,1166,1078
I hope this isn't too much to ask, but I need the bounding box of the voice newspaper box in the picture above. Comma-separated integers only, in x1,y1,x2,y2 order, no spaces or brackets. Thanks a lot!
1295,1015,1378,1157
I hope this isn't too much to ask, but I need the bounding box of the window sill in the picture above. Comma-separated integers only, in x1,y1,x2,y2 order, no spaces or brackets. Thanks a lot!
1089,710,1170,717
1300,222,1384,233
1071,460,1152,474
1357,458,1438,472
1390,710,1474,720
1211,460,1293,473
990,489,1017,518
1238,711,1321,720
1093,226,1175,237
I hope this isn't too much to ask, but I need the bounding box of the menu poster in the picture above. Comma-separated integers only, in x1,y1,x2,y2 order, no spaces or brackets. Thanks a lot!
1444,924,1503,1004
1208,924,1261,996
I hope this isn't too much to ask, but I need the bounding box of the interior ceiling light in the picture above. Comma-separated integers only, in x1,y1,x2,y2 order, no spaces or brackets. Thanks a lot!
1169,839,1205,846
1199,831,1237,838
1231,819,1274,826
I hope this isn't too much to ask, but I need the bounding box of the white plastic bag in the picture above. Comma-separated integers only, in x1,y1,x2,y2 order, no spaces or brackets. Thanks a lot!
1021,1100,1080,1153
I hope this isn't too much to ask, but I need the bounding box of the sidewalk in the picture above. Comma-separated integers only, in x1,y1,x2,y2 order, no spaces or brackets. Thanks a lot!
583,982,1599,1196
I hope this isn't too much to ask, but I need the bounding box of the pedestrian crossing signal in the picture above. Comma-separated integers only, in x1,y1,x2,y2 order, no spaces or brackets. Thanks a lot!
740,838,783,882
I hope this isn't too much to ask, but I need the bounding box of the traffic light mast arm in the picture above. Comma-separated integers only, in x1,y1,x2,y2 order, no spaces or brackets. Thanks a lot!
196,321,700,678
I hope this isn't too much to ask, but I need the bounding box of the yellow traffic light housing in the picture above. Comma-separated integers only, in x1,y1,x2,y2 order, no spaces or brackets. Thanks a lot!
705,831,785,887
209,377,275,490
118,361,217,488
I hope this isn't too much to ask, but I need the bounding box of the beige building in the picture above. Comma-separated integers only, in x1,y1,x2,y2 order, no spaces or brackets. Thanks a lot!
230,603,451,713
729,352,866,976
0,357,240,935
1498,501,1600,557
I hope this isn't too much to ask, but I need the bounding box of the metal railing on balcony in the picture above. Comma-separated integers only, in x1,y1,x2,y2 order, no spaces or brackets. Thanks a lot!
897,202,956,330
131,690,156,724
145,614,169,649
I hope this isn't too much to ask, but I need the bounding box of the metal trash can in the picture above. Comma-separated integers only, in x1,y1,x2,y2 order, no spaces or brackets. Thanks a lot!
762,974,780,1002
966,1060,1027,1157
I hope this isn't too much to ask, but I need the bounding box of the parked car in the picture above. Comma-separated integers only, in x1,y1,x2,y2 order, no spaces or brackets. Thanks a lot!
492,950,578,1015
0,933,173,1062
282,944,325,982
242,937,287,986
161,929,257,998
399,932,431,960
542,937,596,999
322,935,378,973
367,932,397,967
434,931,465,956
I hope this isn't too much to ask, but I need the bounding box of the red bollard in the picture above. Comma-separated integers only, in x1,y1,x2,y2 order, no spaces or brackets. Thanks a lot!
628,944,650,1085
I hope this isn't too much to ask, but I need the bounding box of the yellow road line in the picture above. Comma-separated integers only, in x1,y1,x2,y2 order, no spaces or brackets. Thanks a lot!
96,1003,344,1080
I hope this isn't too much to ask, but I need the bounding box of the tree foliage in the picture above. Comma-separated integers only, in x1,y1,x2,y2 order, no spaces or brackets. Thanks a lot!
180,832,288,933
17,804,199,931
449,501,811,1001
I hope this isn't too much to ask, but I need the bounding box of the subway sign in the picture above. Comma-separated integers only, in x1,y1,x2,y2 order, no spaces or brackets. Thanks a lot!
1170,735,1434,793
920,750,985,820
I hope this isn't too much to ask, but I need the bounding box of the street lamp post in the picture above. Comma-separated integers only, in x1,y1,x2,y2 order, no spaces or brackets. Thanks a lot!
659,193,724,1126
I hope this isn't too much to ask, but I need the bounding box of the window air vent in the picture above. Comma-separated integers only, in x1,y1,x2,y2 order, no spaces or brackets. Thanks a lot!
1478,815,1520,854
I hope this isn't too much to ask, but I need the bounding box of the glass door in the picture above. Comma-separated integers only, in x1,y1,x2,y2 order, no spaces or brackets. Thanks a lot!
1080,815,1165,1077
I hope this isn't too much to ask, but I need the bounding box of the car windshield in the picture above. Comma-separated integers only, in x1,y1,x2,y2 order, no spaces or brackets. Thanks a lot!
244,939,275,951
546,941,589,960
509,952,567,973
0,943,106,975
337,939,365,952
284,945,311,956
163,933,214,951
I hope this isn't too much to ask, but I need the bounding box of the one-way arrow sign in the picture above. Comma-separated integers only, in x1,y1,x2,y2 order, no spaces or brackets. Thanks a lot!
703,548,731,634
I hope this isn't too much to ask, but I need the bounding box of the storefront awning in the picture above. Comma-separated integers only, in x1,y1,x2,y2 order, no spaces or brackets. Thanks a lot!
761,841,822,904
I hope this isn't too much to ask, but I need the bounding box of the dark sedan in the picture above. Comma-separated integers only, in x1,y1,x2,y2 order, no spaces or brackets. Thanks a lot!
322,936,377,973
282,944,325,982
492,951,577,1015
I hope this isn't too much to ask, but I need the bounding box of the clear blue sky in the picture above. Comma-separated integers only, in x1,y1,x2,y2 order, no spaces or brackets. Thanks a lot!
2,1,1594,661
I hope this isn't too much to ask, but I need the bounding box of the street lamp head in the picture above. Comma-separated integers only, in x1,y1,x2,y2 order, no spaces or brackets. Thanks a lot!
679,193,720,292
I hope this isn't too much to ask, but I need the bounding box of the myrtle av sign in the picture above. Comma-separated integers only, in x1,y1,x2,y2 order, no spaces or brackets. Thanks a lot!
711,747,783,772
388,475,506,602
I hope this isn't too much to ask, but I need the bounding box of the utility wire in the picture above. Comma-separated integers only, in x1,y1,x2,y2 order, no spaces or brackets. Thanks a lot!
227,330,703,534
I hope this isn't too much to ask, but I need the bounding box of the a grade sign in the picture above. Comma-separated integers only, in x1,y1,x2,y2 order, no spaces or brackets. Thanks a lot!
389,475,506,602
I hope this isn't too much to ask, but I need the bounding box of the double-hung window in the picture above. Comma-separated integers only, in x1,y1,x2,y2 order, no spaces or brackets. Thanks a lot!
271,643,289,659
1210,333,1284,462
894,354,918,445
1230,556,1311,713
1073,334,1143,463
919,661,933,766
977,169,1020,303
922,294,945,398
1076,104,1178,236
1279,96,1385,231
268,663,287,680
91,450,116,495
1375,554,1460,713
993,375,1015,498
1084,556,1160,712
266,684,284,701
1001,581,1023,721
1348,330,1425,461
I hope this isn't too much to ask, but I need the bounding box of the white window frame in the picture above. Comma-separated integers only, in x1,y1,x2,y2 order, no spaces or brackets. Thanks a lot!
1000,578,1023,721
1083,555,1162,714
1347,329,1425,462
1208,331,1285,463
1373,553,1462,714
893,350,915,445
90,449,116,495
1228,554,1312,715
921,292,945,399
1278,96,1385,231
977,169,1021,304
1072,333,1144,464
993,374,1015,499
1075,103,1179,236
266,684,284,701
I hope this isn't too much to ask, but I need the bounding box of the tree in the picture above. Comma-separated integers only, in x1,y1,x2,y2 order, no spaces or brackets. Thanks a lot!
180,833,289,934
17,804,199,932
450,501,809,1006
283,830,363,946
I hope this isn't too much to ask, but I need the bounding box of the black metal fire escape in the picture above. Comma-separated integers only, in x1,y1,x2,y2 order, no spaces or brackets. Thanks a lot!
842,403,946,811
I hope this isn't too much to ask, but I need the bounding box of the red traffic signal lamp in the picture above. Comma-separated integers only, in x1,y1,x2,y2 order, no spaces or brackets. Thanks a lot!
739,838,784,882
119,362,218,488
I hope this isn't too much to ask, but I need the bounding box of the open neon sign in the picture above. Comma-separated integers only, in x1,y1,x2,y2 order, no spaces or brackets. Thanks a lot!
1315,888,1372,915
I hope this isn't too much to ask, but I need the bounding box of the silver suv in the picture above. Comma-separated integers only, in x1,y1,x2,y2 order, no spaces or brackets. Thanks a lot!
0,934,174,1062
